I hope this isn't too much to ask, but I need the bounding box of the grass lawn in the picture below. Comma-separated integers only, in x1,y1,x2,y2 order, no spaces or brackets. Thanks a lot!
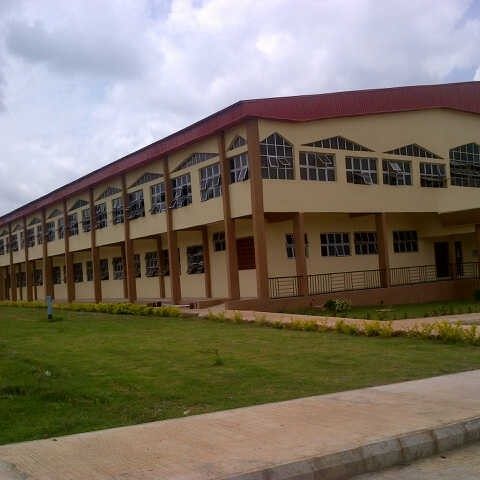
296,299,480,321
1,307,480,445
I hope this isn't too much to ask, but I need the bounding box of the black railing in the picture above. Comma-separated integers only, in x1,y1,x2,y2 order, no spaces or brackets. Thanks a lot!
268,262,480,299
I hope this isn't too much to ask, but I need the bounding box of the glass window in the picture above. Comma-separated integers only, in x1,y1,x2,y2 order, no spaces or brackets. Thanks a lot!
10,234,19,252
354,232,378,255
68,213,79,236
100,258,109,280
95,203,108,229
20,231,25,249
46,222,56,242
82,208,91,233
0,238,4,255
112,257,125,280
320,233,350,257
57,218,65,240
73,263,83,283
393,230,418,253
346,157,377,185
285,233,309,258
260,133,294,179
86,261,93,281
34,269,43,286
52,266,62,285
26,228,35,248
145,251,159,277
128,190,145,219
213,232,226,252
382,160,412,186
171,174,192,209
420,163,446,188
134,254,141,278
299,152,335,181
187,245,204,274
200,163,222,201
36,225,43,245
112,197,124,225
450,143,480,187
229,153,249,183
150,182,166,214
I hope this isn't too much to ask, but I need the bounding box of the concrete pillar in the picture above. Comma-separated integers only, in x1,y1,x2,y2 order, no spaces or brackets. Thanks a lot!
63,200,75,302
293,212,308,296
202,226,212,298
375,213,390,288
156,236,166,298
121,175,137,303
89,188,102,303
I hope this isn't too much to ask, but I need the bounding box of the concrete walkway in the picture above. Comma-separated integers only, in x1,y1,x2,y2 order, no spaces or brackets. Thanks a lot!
1,370,480,480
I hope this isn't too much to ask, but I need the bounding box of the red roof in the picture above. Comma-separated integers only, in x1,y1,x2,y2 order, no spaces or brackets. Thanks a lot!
1,81,479,226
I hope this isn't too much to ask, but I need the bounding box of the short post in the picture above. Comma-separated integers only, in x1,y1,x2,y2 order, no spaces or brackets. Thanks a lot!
47,295,53,320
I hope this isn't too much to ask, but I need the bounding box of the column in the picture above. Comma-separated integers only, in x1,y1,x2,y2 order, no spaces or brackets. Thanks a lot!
121,175,137,303
120,242,128,299
163,158,181,304
63,200,75,302
17,264,23,300
41,208,53,299
293,212,308,296
33,259,38,300
475,225,480,278
246,118,269,300
89,188,102,303
375,212,390,288
217,132,240,299
23,217,33,301
0,267,5,300
8,223,17,301
156,236,166,298
201,226,212,298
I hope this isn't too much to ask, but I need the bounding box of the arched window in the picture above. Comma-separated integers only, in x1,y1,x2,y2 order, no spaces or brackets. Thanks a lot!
260,133,294,179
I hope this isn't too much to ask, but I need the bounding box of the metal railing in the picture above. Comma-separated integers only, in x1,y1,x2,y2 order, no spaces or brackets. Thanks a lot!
268,262,480,299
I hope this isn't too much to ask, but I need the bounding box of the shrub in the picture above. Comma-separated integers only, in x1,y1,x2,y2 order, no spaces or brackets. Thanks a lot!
335,319,360,335
324,298,351,314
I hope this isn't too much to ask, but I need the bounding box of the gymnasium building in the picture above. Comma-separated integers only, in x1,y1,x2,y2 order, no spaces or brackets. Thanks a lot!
0,81,480,310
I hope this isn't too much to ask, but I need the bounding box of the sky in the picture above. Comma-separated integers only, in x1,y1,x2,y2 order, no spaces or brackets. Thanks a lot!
0,0,479,215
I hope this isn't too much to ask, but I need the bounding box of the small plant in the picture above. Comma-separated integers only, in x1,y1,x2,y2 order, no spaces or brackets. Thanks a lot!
324,298,352,314
232,311,244,323
212,349,224,366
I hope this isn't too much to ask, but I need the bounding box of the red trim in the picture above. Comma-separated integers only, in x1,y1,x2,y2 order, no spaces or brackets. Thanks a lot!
1,81,479,225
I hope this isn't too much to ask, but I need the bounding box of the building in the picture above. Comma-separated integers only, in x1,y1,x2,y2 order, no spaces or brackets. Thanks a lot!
0,81,480,311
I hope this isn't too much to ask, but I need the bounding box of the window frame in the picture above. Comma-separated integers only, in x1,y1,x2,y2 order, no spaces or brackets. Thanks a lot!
199,163,222,201
346,156,378,185
170,174,192,209
299,152,336,182
186,245,205,274
320,233,351,257
354,232,378,255
382,159,412,186
393,230,419,253
260,133,295,180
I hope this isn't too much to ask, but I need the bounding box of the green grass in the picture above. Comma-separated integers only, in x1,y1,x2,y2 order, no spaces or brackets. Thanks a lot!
2,307,480,445
296,299,480,320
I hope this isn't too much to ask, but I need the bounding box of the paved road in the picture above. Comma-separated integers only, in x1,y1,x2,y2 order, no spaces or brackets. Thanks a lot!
355,442,480,479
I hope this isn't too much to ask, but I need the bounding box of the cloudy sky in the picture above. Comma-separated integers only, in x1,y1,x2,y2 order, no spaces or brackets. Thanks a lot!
0,0,479,215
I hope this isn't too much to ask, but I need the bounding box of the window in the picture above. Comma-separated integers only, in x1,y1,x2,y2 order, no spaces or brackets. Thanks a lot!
36,225,43,245
63,265,67,284
17,272,26,288
173,153,218,172
134,254,141,278
130,172,162,188
150,182,166,214
53,266,62,285
354,232,378,255
260,133,294,179
449,143,480,188
128,190,145,219
112,198,124,225
320,233,350,257
82,208,91,232
20,231,25,249
68,213,79,236
382,160,412,186
200,163,221,201
230,153,249,183
95,203,107,229
46,222,56,242
34,269,43,286
228,135,247,150
237,237,255,270
57,218,65,239
10,234,18,252
346,157,377,184
187,245,204,274
161,250,170,276
285,233,309,258
112,257,125,280
100,259,109,280
393,230,418,253
0,238,4,255
170,174,192,208
299,152,335,181
26,228,35,247
97,186,121,200
73,263,83,283
69,199,88,211
420,163,446,188
86,261,93,281
302,136,372,151
384,144,441,159
213,232,226,252
145,252,159,277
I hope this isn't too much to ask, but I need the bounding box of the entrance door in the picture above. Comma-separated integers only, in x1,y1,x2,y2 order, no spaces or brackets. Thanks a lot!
454,241,463,276
434,242,450,278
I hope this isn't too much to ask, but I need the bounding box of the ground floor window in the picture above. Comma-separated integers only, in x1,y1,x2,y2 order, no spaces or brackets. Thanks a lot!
17,272,26,288
73,263,83,283
112,257,125,280
34,269,43,286
134,254,141,278
393,230,418,253
213,232,226,251
100,259,109,280
145,252,159,277
285,233,309,258
237,237,255,270
52,266,62,285
320,233,350,256
187,245,204,274
86,261,93,281
354,232,378,255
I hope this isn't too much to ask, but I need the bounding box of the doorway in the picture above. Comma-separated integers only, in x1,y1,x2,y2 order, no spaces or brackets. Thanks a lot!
434,242,450,278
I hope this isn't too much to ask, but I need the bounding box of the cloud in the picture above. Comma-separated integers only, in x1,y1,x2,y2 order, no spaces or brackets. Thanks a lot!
0,0,479,215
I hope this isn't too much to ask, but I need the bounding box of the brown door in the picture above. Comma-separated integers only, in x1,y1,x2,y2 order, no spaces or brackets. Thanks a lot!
236,237,256,270
434,242,450,278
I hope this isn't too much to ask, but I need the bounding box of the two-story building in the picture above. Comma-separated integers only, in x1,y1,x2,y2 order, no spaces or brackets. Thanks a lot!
1,81,480,311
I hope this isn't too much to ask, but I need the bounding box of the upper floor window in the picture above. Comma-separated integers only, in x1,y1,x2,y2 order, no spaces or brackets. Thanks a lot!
187,245,204,274
36,225,43,245
382,160,412,186
393,230,418,253
128,190,145,219
46,221,55,242
354,232,378,255
260,133,294,179
95,203,107,229
10,234,19,252
57,218,65,239
302,135,372,152
346,157,377,185
20,231,25,249
420,162,446,188
82,208,91,233
151,182,166,214
26,228,35,248
384,143,441,159
200,163,221,201
0,238,4,255
299,152,335,181
230,153,249,183
320,233,350,257
228,135,247,150
68,213,79,236
171,174,192,209
213,232,226,252
112,197,124,225
285,233,309,258
449,143,480,188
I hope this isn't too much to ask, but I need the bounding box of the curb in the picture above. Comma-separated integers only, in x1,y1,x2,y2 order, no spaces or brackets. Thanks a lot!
227,416,480,480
